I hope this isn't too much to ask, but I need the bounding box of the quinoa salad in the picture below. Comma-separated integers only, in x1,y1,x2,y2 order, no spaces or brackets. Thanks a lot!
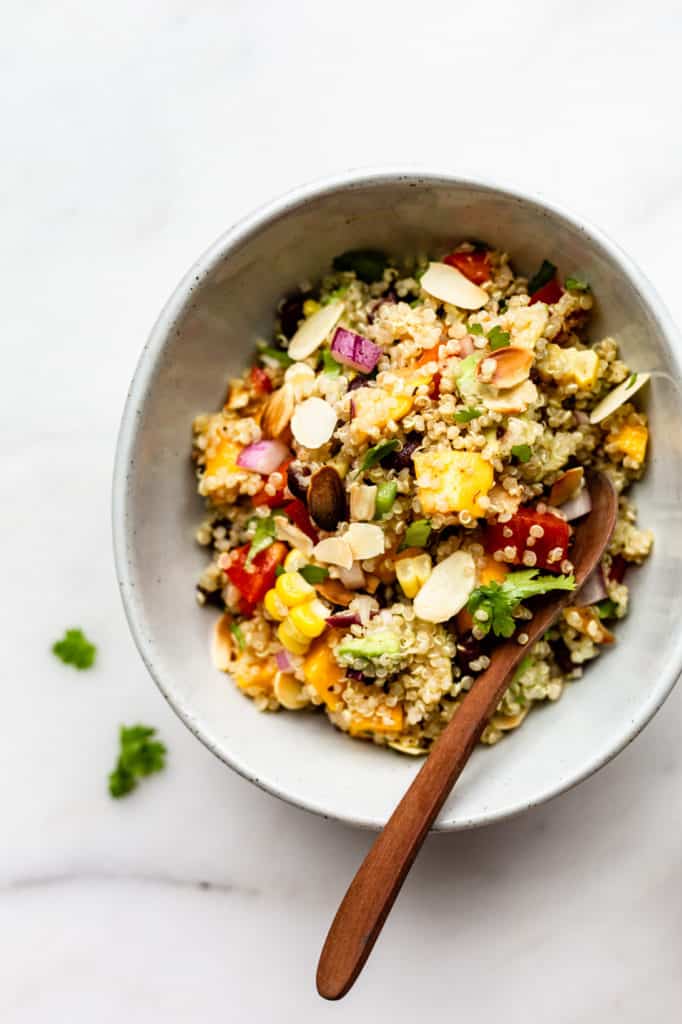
192,244,652,755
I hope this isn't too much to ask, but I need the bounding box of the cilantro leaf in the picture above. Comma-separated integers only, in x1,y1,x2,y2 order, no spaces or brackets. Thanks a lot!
246,515,275,565
52,628,96,670
565,276,590,292
299,565,329,584
360,439,400,472
109,724,166,799
466,570,576,638
468,323,484,336
230,621,246,651
596,598,618,619
511,444,532,463
322,285,349,305
528,259,557,296
332,249,388,283
487,326,510,350
454,407,483,424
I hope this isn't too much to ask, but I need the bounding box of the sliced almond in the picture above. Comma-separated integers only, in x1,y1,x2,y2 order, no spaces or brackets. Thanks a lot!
291,396,337,449
345,522,385,561
212,613,236,671
261,384,295,439
589,372,650,424
549,467,584,506
478,346,533,389
287,301,344,361
274,671,310,710
387,739,426,756
313,536,354,570
307,466,347,531
349,482,377,522
483,379,538,415
413,550,476,623
337,561,366,589
315,578,356,607
273,515,314,557
421,261,489,311
490,708,530,731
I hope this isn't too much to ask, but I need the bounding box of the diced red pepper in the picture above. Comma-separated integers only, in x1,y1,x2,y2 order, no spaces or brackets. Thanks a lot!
608,554,627,583
226,541,287,613
415,344,442,399
444,250,491,285
530,276,563,306
251,458,293,508
249,365,273,394
281,498,318,543
484,507,571,572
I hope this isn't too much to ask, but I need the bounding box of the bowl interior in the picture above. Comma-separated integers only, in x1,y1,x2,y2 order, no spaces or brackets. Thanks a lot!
115,174,682,829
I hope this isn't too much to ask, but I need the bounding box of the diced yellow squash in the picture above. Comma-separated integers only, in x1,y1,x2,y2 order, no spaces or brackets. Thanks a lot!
204,438,242,478
348,704,404,736
414,449,494,517
608,423,648,463
350,387,413,443
303,631,346,710
233,655,278,694
540,344,600,390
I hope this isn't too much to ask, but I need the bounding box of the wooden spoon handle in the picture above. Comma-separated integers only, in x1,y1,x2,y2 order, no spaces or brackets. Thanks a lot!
316,639,523,1001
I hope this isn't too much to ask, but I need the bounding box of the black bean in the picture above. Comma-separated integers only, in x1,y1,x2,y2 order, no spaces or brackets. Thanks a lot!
279,293,306,339
385,432,422,473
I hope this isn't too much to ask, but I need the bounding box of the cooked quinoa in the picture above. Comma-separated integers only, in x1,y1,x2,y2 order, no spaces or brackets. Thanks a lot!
192,244,652,755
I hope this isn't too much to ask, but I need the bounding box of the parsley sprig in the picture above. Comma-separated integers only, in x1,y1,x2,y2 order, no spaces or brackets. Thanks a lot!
52,628,96,670
109,725,167,799
466,570,576,638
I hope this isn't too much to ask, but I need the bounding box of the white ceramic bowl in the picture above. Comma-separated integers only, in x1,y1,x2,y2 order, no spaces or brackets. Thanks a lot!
113,169,682,830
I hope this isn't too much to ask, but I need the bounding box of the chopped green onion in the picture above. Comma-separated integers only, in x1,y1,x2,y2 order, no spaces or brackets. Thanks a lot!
626,372,638,389
528,259,557,295
321,348,342,377
246,516,275,565
258,345,293,368
565,276,590,292
468,322,484,336
375,481,398,518
487,326,510,350
230,622,246,651
511,444,532,463
322,285,349,305
299,565,329,584
360,439,400,472
596,598,618,619
402,519,431,549
275,564,285,577
454,407,483,424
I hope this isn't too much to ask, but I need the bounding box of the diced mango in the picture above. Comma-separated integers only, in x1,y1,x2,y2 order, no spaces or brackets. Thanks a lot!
204,438,242,478
608,423,648,464
348,704,404,736
233,655,278,695
414,449,494,517
303,631,346,710
540,344,600,390
350,387,413,443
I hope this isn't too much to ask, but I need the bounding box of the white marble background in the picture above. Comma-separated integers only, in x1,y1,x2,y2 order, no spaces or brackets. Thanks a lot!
2,1,682,1020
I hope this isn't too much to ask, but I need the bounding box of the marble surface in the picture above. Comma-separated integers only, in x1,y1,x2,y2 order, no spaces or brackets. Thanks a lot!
2,1,682,1020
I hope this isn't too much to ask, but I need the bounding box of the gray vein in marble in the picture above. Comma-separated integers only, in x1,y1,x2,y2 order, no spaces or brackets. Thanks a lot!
3,871,260,897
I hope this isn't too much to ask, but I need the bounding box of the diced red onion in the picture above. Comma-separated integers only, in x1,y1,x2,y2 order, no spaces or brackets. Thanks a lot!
276,649,292,671
575,565,608,606
326,612,361,628
460,336,475,356
331,327,381,373
574,410,590,426
338,563,366,589
346,668,368,681
236,440,289,474
560,487,592,521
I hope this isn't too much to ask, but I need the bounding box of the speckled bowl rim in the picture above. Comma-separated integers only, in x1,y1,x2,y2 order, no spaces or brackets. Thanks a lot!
113,167,682,831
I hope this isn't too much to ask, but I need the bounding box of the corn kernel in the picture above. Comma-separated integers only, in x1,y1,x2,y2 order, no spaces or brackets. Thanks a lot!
264,588,288,622
284,548,308,573
289,598,329,639
277,617,311,654
275,570,315,607
395,553,432,599
303,299,321,317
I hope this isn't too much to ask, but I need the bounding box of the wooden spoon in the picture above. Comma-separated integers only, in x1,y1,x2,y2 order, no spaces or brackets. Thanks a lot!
317,472,617,1000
